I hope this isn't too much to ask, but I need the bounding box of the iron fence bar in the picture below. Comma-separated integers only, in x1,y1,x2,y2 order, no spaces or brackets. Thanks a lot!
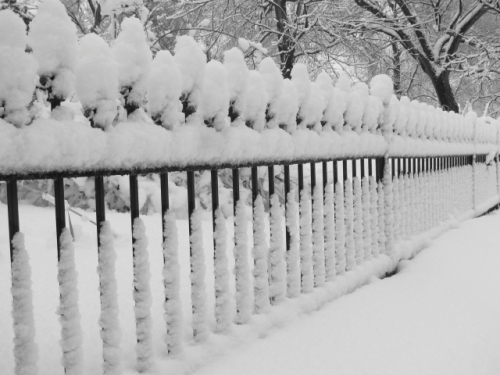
232,169,239,217
268,165,275,198
54,177,66,261
95,176,106,248
298,164,304,192
322,161,328,190
310,162,316,194
130,175,140,239
343,160,348,181
211,170,218,232
251,167,258,203
352,159,357,178
160,172,169,218
7,180,19,261
284,165,291,251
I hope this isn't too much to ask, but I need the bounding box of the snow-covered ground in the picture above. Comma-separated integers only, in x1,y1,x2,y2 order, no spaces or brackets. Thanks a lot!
193,211,500,375
1,202,500,375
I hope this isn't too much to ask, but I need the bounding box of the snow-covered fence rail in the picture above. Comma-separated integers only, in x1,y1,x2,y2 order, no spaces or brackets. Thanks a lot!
2,3,500,374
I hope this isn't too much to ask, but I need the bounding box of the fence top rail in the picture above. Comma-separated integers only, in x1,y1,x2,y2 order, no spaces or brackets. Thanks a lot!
0,153,482,182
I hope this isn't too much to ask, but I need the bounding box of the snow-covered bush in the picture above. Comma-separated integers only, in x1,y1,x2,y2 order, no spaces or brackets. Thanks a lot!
0,10,37,126
29,0,78,109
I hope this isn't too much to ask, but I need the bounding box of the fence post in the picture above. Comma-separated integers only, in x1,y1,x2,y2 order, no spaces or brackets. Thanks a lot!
160,172,169,236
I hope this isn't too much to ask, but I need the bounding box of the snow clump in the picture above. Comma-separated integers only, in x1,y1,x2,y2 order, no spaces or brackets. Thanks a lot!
76,34,119,130
0,10,37,126
29,0,78,103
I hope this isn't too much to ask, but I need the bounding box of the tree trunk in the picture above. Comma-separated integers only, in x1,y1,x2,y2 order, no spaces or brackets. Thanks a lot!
274,0,296,79
418,57,459,113
391,40,402,98
433,72,459,113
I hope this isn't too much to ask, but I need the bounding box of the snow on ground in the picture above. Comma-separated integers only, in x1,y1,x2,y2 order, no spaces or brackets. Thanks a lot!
1,202,500,375
193,211,500,375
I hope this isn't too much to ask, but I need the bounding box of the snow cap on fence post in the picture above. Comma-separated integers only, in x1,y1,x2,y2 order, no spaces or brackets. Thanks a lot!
112,16,152,116
335,74,351,94
0,10,37,127
352,82,369,134
291,64,311,130
369,74,395,137
147,50,183,129
394,96,410,136
316,72,335,130
331,87,347,134
29,0,78,110
174,36,206,120
241,70,268,131
425,105,436,140
200,60,229,131
302,82,325,133
276,78,299,134
259,57,283,129
224,47,248,123
344,86,364,133
76,33,119,130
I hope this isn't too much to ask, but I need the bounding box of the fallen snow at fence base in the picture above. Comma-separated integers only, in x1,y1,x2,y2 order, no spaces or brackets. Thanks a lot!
193,211,500,375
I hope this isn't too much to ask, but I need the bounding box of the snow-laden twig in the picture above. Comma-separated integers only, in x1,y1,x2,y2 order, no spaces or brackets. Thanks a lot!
189,209,209,339
97,221,121,374
252,195,270,313
323,183,336,282
312,184,325,287
344,178,355,271
334,181,346,274
162,211,183,354
11,232,38,375
132,218,153,372
213,208,232,333
58,228,83,375
299,189,314,293
286,189,301,298
269,194,286,305
233,200,252,324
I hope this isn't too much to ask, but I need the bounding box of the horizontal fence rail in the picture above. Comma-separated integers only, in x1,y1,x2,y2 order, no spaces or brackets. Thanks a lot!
2,5,500,374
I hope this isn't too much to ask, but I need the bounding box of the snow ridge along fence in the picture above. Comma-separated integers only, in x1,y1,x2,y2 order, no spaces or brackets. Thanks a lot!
2,4,500,374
